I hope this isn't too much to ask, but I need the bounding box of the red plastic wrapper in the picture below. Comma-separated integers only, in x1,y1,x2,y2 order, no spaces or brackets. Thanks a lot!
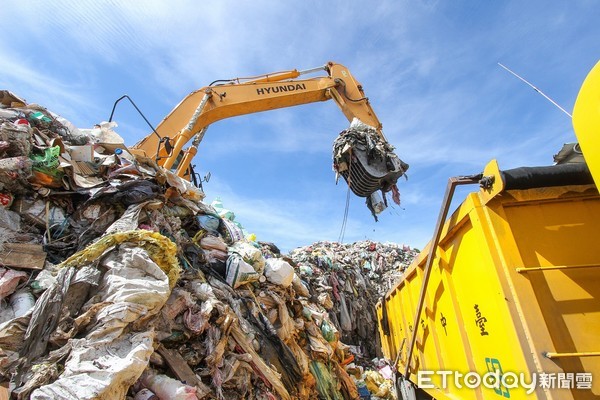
0,192,13,208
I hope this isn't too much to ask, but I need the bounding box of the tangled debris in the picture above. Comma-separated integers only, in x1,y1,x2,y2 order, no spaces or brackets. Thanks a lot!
0,90,416,399
332,119,409,220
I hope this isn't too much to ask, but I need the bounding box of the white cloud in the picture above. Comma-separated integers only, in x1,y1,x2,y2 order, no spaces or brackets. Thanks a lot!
203,175,354,252
0,47,97,122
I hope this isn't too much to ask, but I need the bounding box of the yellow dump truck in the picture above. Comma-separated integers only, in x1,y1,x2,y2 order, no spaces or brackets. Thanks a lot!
377,61,600,400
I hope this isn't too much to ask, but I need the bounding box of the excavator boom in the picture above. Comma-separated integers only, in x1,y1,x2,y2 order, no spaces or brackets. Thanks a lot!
130,61,407,211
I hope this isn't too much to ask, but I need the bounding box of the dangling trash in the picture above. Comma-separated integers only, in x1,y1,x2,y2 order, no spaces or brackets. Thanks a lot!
368,191,386,214
332,118,408,200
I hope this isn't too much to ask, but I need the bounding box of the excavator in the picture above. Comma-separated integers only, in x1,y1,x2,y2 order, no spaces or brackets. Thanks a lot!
122,61,408,212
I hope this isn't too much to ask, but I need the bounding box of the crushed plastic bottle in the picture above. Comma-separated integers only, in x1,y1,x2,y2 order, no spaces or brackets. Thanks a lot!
114,147,135,165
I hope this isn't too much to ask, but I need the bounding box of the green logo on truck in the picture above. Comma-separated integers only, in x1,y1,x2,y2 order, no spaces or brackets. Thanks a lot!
486,357,510,398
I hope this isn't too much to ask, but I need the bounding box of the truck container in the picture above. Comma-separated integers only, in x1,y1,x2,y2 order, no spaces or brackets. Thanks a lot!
377,158,600,400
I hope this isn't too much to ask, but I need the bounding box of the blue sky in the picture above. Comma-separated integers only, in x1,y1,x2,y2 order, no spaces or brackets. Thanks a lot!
2,1,599,252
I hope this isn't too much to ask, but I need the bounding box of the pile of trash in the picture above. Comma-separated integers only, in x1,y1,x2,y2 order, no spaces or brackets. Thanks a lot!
0,90,415,399
288,240,418,365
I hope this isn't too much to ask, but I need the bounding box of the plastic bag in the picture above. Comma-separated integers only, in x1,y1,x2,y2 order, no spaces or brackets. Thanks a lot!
0,207,20,232
318,293,334,310
30,145,64,188
320,320,336,342
9,288,35,318
264,258,294,288
299,265,313,276
226,254,261,288
28,111,52,127
83,121,125,147
220,218,244,244
133,388,158,400
140,370,197,399
339,292,352,331
0,267,28,300
197,214,220,234
51,113,89,144
229,241,265,275
364,370,393,399
200,235,228,252
211,198,235,220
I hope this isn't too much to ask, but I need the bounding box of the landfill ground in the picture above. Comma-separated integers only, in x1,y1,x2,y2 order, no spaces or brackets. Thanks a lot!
0,90,419,399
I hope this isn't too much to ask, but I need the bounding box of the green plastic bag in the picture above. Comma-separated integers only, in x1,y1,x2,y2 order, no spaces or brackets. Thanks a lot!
321,320,336,342
30,146,64,187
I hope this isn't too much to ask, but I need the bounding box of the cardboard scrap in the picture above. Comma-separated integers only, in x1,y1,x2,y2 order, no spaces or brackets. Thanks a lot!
0,243,46,270
158,344,201,387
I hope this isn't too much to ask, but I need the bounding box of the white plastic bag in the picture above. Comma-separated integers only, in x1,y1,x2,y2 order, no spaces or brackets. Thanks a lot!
140,370,197,400
264,259,294,288
226,254,260,288
229,241,266,274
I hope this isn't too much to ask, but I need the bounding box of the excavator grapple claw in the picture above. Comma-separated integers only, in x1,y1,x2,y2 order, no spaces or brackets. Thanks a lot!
333,118,408,198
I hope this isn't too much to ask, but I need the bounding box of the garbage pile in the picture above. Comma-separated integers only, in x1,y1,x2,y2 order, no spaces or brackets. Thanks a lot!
0,90,415,400
288,241,418,365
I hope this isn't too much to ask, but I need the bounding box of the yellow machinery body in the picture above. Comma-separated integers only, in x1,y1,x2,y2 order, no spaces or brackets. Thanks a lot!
573,60,600,189
377,176,600,399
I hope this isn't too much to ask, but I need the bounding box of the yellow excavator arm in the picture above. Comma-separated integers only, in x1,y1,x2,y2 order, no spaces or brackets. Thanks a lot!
131,62,388,178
